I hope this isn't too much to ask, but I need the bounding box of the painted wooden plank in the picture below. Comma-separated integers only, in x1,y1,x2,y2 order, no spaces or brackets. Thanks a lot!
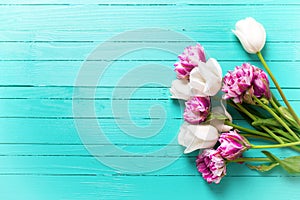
1,29,300,42
0,42,299,61
0,118,183,144
3,0,300,5
0,142,294,158
0,114,297,144
0,99,180,117
0,30,300,43
0,175,299,200
0,119,261,144
0,60,299,87
0,87,298,101
0,151,296,176
0,6,299,31
0,98,298,118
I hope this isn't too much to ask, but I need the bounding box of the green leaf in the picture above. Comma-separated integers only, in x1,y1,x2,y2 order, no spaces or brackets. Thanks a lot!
262,151,278,162
262,151,300,174
280,156,300,173
252,118,281,127
247,163,279,172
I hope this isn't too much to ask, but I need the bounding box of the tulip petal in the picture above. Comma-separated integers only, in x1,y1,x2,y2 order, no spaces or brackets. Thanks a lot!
178,123,219,154
170,79,191,100
189,59,222,96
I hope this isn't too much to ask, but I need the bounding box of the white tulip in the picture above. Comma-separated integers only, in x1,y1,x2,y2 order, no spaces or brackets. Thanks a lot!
178,123,219,154
170,79,191,100
189,58,222,97
232,17,266,54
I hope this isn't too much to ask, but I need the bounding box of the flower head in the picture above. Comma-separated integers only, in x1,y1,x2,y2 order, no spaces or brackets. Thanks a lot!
174,43,206,79
189,58,223,97
196,149,226,184
233,17,266,54
217,130,250,160
178,123,219,154
184,96,210,124
222,63,270,103
171,58,223,99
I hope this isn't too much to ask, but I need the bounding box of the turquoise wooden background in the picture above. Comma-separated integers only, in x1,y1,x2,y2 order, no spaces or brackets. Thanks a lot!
0,0,299,199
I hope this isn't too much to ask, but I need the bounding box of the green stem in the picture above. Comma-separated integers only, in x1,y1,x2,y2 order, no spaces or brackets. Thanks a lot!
241,134,300,152
225,121,269,138
235,103,285,144
251,141,300,149
228,157,270,163
271,92,281,107
270,98,282,115
235,103,257,121
271,127,295,141
241,134,290,143
257,51,300,125
270,98,300,130
253,96,300,141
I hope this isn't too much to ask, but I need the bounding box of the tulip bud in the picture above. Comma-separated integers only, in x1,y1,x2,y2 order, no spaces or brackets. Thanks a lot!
232,17,266,54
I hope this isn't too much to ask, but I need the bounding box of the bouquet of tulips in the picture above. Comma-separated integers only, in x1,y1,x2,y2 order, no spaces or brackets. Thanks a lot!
170,17,300,184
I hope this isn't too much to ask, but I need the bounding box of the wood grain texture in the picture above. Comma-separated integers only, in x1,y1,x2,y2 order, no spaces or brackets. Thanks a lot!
0,1,299,200
0,176,299,200
0,61,299,87
3,0,300,4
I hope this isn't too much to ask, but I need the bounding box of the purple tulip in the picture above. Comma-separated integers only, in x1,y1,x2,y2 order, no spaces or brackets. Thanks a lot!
196,149,226,184
183,96,210,124
222,63,270,103
174,43,206,79
217,130,250,160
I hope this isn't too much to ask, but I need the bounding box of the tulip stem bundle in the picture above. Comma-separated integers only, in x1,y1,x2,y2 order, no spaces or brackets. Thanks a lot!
170,17,299,184
253,96,300,141
224,121,300,151
257,51,300,125
234,103,286,144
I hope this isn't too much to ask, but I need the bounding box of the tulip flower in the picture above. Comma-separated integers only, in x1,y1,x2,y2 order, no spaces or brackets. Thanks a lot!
178,123,219,154
170,58,223,99
196,149,226,184
189,58,223,97
232,17,266,54
174,43,206,79
222,63,270,103
170,79,191,100
183,96,211,124
217,130,250,160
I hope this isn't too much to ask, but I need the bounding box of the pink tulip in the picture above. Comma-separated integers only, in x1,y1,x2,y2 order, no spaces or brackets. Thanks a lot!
217,130,250,160
196,149,226,184
174,43,206,79
183,96,210,124
222,63,270,103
